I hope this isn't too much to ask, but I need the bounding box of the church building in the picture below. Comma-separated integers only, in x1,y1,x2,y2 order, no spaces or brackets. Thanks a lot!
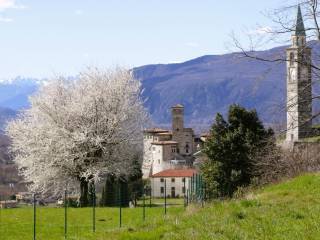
142,104,200,179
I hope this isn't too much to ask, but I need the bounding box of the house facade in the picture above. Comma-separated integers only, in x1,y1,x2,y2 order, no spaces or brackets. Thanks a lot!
150,169,197,198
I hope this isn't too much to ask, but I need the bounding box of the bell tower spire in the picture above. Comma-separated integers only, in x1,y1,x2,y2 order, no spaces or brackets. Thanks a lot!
292,5,306,47
295,4,306,36
286,5,312,143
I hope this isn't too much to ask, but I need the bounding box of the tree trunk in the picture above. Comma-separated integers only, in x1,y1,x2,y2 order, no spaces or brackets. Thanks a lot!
79,178,89,207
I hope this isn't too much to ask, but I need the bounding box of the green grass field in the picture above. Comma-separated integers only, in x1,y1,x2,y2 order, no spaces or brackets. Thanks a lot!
2,174,320,239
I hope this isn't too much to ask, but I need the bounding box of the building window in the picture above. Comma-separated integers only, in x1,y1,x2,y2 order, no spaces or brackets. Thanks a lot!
182,177,185,183
152,147,156,151
160,178,164,183
160,187,164,194
171,178,175,183
171,146,176,153
158,159,160,164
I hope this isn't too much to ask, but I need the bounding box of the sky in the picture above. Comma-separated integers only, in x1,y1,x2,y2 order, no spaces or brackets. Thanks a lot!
0,0,295,79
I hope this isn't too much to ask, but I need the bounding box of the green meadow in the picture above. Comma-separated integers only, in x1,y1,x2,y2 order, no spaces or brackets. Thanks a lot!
1,174,320,239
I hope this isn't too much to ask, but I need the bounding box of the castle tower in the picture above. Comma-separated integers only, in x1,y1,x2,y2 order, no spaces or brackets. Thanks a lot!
172,104,184,132
172,104,184,154
171,104,194,155
286,5,312,142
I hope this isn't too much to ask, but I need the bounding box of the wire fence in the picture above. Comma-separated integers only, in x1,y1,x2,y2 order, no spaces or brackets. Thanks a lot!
0,174,205,240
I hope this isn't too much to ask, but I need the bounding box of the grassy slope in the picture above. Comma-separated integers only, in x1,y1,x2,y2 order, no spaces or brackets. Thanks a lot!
2,174,320,239
126,174,320,240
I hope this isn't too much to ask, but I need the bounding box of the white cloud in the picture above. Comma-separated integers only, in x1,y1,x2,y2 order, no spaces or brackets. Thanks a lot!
0,0,15,9
185,42,199,48
248,26,272,36
0,1,26,22
0,0,26,10
0,16,13,22
75,9,84,15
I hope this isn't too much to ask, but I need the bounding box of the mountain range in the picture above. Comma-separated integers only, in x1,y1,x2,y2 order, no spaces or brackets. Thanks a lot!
1,42,320,132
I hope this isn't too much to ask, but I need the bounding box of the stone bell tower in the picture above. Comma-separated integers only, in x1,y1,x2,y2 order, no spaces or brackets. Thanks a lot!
172,104,184,133
286,5,312,142
172,104,185,153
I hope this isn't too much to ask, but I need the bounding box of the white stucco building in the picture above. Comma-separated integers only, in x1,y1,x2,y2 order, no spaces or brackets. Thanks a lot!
150,169,197,198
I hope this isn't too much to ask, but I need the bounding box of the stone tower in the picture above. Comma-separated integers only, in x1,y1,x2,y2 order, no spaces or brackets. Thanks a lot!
171,104,194,155
172,104,184,133
286,5,312,142
172,104,185,154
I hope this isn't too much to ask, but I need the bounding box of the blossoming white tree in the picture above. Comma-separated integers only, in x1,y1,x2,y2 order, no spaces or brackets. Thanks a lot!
6,67,148,206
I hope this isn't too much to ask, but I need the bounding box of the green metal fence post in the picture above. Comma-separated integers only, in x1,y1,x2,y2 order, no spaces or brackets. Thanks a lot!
143,188,146,221
183,178,186,208
33,193,36,240
196,174,198,200
92,183,96,232
119,181,122,228
198,174,201,200
190,175,193,197
191,174,194,201
149,186,152,208
64,189,67,239
200,175,204,207
188,178,191,203
164,179,167,215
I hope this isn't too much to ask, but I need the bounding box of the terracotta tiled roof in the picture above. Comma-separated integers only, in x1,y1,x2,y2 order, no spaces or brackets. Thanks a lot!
144,128,169,133
151,169,197,178
156,131,172,136
151,141,178,145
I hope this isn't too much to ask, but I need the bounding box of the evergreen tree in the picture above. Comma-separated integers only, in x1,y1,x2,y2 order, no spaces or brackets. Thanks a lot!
101,155,143,207
101,174,118,206
128,156,143,206
100,185,106,206
87,181,97,207
118,177,129,207
202,104,274,198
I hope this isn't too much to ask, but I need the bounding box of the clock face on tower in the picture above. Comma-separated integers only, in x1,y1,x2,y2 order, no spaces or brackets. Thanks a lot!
288,68,296,83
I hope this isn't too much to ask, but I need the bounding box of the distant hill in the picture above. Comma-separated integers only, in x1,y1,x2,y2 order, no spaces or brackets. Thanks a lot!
134,41,320,127
0,77,39,110
0,107,17,131
1,42,320,130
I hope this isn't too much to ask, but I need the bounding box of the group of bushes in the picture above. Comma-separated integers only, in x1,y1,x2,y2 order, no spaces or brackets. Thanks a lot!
201,104,320,199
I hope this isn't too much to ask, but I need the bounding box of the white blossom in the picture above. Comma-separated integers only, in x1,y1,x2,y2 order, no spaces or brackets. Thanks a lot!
6,67,148,196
